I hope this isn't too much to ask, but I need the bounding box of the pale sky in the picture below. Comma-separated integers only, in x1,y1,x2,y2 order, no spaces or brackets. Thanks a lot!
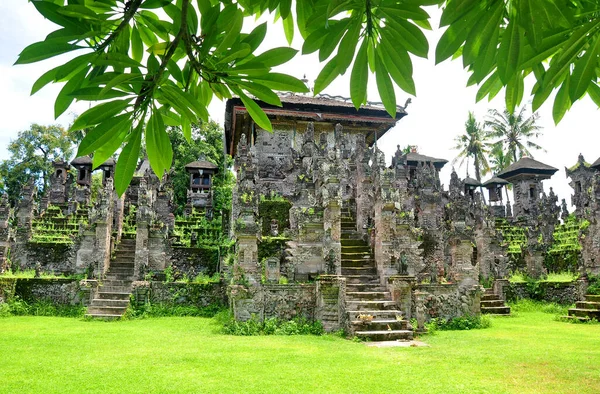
1,3,599,208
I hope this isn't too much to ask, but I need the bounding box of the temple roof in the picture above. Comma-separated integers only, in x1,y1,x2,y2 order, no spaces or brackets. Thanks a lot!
591,156,600,169
70,156,92,166
405,152,448,170
224,93,407,157
497,157,558,181
463,177,481,186
101,158,116,167
482,176,509,187
185,160,218,170
566,154,591,173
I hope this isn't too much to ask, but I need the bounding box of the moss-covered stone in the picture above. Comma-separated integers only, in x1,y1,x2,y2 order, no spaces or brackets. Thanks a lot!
259,199,291,236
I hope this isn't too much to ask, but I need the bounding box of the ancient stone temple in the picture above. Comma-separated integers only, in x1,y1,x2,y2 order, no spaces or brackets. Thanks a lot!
225,94,485,339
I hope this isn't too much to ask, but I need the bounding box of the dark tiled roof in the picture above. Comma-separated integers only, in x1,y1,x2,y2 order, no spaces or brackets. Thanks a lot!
497,157,558,180
482,176,509,186
185,160,218,170
101,158,116,166
463,177,481,186
591,156,600,169
71,156,92,166
277,94,407,114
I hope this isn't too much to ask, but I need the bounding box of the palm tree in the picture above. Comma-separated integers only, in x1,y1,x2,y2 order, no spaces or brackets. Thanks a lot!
485,106,544,166
488,143,512,203
452,112,491,182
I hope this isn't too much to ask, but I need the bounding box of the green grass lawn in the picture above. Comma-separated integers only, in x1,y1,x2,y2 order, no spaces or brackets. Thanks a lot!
0,311,598,394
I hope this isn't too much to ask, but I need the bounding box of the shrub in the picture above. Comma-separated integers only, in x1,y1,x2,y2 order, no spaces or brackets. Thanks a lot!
220,314,324,336
125,302,223,319
587,275,600,295
4,297,85,317
509,299,570,315
426,315,491,332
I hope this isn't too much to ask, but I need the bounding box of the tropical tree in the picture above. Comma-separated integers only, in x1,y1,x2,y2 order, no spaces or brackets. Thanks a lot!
485,106,544,166
17,0,600,193
0,124,78,205
452,112,490,182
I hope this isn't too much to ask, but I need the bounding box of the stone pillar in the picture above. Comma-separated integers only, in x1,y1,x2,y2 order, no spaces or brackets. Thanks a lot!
0,194,12,273
12,179,36,270
316,275,347,332
388,275,416,319
323,201,341,275
493,278,510,301
95,179,114,276
134,176,151,280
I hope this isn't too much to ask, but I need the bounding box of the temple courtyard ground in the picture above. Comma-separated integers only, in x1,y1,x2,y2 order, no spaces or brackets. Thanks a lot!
0,308,598,393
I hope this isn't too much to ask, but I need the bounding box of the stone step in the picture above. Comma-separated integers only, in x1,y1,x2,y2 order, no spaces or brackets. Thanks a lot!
351,319,409,331
341,267,376,276
585,295,600,303
341,239,368,247
84,313,122,320
576,301,600,310
560,315,591,322
86,305,128,315
346,300,397,311
345,275,380,284
341,234,362,241
568,308,600,319
90,299,130,308
341,260,374,268
340,245,371,253
114,252,136,258
355,330,413,341
105,274,135,281
98,285,132,293
481,306,511,315
481,294,500,301
101,279,133,286
481,300,505,308
341,252,372,260
97,292,131,301
108,267,135,275
347,309,403,319
109,262,135,269
346,284,387,292
346,291,391,301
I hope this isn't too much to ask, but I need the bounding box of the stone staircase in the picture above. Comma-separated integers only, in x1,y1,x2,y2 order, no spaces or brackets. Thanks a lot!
85,237,136,319
563,295,600,322
480,288,511,315
341,203,413,341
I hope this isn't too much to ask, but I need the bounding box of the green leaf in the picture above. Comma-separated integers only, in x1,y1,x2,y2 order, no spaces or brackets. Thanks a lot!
237,89,273,132
497,19,522,84
69,87,131,100
318,19,351,61
182,116,191,143
31,68,58,95
440,0,480,27
70,99,131,131
462,1,503,69
245,47,298,68
569,34,600,102
379,38,416,96
55,66,89,118
92,126,128,170
302,26,327,55
350,40,369,109
115,124,142,196
476,72,501,102
505,74,524,113
215,9,243,54
587,83,600,107
381,15,428,58
519,0,542,50
242,23,267,52
435,4,487,64
161,84,209,122
14,38,84,65
78,113,132,156
375,53,396,118
231,79,282,106
314,56,341,95
93,52,144,69
336,18,361,73
146,110,172,178
553,76,571,124
283,14,294,45
99,73,142,98
253,73,309,93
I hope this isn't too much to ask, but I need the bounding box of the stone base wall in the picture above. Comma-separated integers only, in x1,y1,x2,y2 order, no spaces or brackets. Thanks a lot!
131,281,227,307
4,278,91,305
16,243,77,274
230,283,317,322
505,280,587,304
168,246,220,279
414,283,482,321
